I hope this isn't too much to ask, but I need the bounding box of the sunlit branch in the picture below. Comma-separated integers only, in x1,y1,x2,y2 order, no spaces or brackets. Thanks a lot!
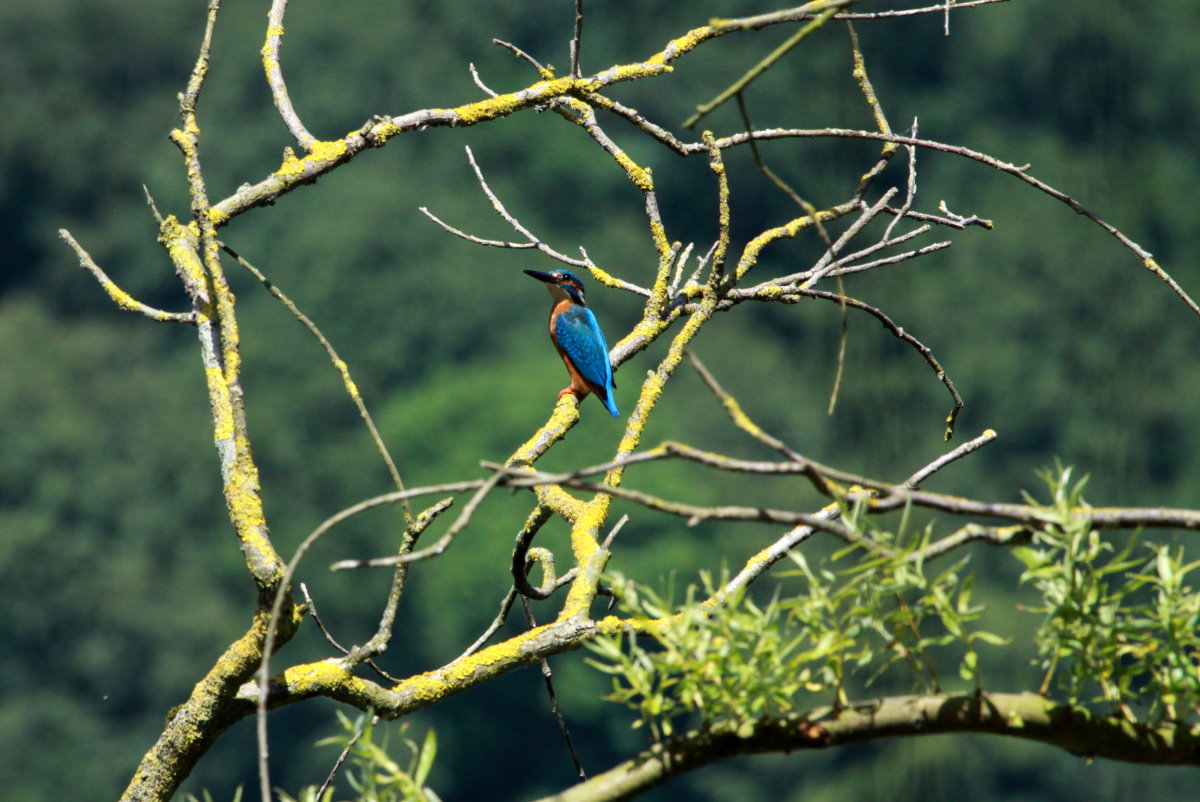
264,0,316,148
299,583,398,684
913,523,1030,562
686,349,803,460
703,128,1197,316
60,229,196,324
684,2,850,129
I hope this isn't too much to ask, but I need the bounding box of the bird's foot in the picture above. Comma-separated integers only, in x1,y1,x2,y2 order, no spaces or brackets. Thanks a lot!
558,387,583,400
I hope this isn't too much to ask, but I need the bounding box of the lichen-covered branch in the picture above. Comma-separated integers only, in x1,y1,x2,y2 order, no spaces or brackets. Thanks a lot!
263,0,316,149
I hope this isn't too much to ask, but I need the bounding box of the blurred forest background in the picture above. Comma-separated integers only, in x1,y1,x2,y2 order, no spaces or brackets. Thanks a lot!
3,1,1200,799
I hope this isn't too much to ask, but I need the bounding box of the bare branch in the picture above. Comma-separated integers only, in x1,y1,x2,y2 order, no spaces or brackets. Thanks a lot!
684,2,854,129
792,287,964,439
264,0,317,149
60,229,196,324
686,349,803,460
299,583,398,684
419,206,540,251
330,473,503,569
704,127,1197,315
903,428,997,487
493,39,553,78
225,243,413,520
570,0,584,78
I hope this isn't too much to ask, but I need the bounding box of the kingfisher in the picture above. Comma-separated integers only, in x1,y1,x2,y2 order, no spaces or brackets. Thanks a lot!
524,268,619,417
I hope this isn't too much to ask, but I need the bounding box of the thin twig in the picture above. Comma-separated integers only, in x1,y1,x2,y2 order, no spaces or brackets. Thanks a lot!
422,147,651,297
735,92,807,210
142,185,165,225
684,2,851,129
350,499,455,665
460,567,580,659
686,349,803,460
60,229,196,323
793,287,964,439
330,472,504,569
493,39,553,78
913,523,1029,562
314,712,376,802
419,207,541,251
805,189,898,286
845,20,898,197
802,0,1012,20
702,127,1196,315
522,595,587,779
570,0,584,78
903,429,997,488
301,583,399,684
469,63,499,97
224,243,413,522
883,204,992,230
264,0,316,148
460,586,521,660
718,430,998,601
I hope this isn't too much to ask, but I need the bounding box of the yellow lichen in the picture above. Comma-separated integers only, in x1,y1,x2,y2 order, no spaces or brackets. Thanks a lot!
372,119,402,142
309,138,347,162
334,359,360,398
614,152,653,192
206,366,235,441
647,220,670,259
276,151,305,176
275,139,348,177
284,659,356,694
647,26,712,65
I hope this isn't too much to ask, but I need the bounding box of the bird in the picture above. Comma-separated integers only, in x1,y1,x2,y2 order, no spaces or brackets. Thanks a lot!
524,268,619,417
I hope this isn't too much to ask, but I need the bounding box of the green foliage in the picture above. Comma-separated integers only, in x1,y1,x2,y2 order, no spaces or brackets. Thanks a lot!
297,713,440,802
1015,467,1200,724
587,512,1008,740
186,715,440,802
591,467,1200,749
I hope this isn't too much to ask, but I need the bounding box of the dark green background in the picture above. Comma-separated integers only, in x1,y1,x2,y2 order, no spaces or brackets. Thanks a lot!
3,1,1199,799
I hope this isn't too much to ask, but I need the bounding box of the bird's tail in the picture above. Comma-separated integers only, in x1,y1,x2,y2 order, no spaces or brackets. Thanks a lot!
600,389,619,418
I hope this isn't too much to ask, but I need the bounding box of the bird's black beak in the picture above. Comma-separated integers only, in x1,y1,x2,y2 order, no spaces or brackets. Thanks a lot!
523,269,554,284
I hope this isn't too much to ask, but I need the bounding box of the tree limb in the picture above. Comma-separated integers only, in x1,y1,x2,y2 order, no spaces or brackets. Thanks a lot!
537,691,1200,802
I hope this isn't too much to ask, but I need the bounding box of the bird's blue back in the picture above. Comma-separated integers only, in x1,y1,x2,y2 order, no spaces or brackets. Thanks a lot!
556,304,619,417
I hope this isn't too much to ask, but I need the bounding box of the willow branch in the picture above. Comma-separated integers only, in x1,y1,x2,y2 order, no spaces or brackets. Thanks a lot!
536,691,1200,802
